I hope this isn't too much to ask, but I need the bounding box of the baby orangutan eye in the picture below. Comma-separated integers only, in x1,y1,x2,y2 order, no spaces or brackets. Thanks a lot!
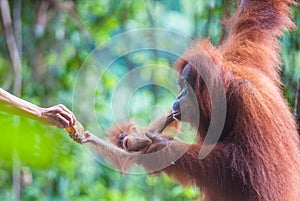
118,133,127,148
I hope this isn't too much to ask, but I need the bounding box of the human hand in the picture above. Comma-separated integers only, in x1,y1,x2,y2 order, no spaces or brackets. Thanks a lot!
39,104,76,128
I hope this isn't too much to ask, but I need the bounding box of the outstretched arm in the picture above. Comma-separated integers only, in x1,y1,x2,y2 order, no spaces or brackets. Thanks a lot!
71,130,139,173
0,88,75,128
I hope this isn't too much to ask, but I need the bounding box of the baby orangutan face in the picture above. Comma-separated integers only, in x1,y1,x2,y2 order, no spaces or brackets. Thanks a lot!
107,115,179,154
107,123,152,152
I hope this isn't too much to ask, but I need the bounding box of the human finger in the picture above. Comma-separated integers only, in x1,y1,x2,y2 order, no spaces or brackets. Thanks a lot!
57,104,76,125
54,113,70,128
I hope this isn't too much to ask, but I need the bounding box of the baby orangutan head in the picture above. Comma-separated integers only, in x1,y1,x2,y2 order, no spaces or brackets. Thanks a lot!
107,123,152,152
107,114,179,153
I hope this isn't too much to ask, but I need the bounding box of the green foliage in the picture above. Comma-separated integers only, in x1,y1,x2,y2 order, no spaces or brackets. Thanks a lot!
0,0,299,200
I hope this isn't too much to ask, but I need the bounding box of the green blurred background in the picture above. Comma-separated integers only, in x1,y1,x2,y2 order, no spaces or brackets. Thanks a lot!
0,1,299,201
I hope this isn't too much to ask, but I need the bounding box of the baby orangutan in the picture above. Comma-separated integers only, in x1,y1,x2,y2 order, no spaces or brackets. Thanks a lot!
107,113,178,153
66,113,180,173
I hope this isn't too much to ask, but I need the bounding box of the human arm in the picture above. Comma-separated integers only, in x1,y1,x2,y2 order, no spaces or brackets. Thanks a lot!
0,88,75,128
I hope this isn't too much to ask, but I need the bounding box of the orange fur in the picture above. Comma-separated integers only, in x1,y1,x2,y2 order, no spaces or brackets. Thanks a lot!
108,1,300,200
171,0,300,200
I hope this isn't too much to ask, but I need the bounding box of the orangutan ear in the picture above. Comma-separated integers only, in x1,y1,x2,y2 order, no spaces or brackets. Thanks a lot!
127,119,139,133
127,124,138,133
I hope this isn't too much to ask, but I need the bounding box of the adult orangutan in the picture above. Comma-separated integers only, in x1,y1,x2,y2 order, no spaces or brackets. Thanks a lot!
70,0,300,200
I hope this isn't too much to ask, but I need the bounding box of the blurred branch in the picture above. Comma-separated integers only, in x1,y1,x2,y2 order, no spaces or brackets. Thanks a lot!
63,1,89,35
204,6,212,37
0,1,23,201
294,78,300,134
192,7,199,38
35,0,50,37
13,0,22,54
0,0,22,96
146,1,159,101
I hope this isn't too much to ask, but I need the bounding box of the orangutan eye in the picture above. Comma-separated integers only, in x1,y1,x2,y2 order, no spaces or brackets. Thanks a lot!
118,133,127,148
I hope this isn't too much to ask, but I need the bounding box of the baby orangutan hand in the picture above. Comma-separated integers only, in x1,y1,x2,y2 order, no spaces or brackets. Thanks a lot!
142,132,175,154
